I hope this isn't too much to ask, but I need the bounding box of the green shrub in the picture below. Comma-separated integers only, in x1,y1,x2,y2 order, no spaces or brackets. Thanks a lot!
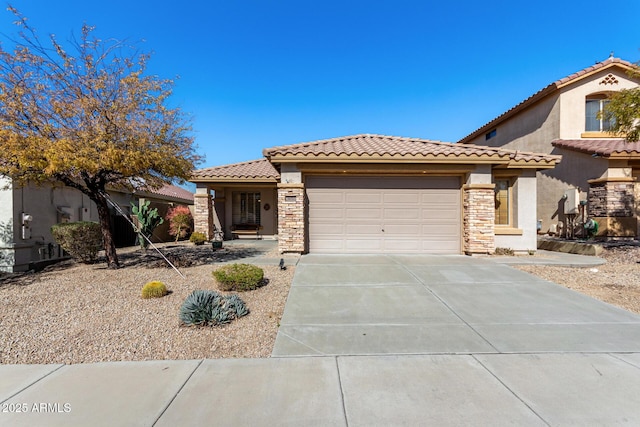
189,231,207,245
141,281,168,299
51,222,103,263
213,263,264,292
179,289,249,326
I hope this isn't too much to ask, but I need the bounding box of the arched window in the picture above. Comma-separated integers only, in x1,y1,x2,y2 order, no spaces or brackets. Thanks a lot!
585,94,615,132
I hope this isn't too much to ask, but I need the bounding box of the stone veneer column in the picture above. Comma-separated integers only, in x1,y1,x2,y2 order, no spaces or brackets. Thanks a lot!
463,184,495,255
587,178,636,237
277,183,305,253
588,180,635,217
193,188,214,240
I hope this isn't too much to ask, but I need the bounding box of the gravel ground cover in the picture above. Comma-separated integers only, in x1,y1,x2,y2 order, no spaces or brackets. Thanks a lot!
515,245,640,315
0,242,295,365
2,242,639,365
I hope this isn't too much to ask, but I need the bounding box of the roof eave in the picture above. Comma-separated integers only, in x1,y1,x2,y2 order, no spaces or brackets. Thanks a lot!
189,177,279,183
555,61,638,89
266,153,519,164
607,153,640,160
133,190,194,204
504,160,560,169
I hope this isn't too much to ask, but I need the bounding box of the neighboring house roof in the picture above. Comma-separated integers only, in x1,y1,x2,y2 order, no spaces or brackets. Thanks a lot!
263,134,560,168
191,158,280,182
552,139,640,159
458,57,638,144
136,183,194,204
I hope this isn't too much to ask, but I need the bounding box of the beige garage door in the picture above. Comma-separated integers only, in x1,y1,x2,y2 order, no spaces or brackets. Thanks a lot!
306,176,461,254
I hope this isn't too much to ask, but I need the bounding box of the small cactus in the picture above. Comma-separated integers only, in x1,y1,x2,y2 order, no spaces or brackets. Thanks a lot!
141,281,169,299
131,200,164,250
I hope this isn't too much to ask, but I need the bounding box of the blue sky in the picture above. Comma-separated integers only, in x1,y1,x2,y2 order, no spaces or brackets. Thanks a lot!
3,1,640,171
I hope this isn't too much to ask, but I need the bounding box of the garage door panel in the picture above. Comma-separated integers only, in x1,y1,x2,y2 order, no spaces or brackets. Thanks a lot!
421,224,460,235
307,176,461,254
345,192,382,203
383,208,420,220
383,192,420,204
310,223,344,234
421,192,459,204
346,208,382,219
311,192,345,204
422,208,459,220
347,224,383,235
313,208,344,220
383,224,420,235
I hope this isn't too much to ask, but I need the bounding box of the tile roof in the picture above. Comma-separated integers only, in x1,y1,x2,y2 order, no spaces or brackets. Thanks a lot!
458,57,638,143
147,184,194,203
552,139,640,158
191,158,280,180
134,183,194,203
263,134,560,165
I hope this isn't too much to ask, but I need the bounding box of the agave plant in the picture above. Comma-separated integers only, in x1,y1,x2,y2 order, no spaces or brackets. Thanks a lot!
179,289,249,326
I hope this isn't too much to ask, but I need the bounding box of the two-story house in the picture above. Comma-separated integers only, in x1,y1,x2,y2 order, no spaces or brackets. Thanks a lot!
459,57,640,240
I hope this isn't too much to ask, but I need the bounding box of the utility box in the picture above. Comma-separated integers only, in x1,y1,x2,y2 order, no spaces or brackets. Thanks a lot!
564,188,579,215
80,207,91,222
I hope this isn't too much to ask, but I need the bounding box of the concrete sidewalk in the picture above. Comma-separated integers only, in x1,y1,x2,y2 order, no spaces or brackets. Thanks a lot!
4,353,640,426
3,251,640,426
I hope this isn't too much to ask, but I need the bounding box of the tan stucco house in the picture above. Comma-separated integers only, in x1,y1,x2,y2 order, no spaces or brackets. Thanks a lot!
0,181,194,272
459,57,640,239
191,134,559,255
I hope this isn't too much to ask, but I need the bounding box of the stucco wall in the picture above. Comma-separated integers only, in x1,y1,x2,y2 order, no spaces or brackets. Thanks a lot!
558,68,639,139
466,93,561,153
494,170,538,251
537,149,609,232
0,181,138,272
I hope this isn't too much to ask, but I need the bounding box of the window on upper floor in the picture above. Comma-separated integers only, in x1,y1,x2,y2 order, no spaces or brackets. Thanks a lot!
585,95,615,132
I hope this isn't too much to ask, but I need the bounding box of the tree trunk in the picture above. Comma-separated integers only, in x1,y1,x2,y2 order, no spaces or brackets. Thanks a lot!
94,193,120,269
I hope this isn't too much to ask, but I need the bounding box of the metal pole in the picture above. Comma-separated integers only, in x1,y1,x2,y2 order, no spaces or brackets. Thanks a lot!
101,191,186,279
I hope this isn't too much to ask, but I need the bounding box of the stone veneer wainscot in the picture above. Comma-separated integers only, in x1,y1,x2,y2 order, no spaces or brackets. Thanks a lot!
463,184,496,254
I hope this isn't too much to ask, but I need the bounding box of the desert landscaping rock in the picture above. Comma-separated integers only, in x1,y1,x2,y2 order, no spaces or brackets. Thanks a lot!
516,245,640,315
2,243,639,365
0,243,293,364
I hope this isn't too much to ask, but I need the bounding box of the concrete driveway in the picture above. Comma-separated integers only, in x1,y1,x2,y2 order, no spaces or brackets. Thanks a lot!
273,254,640,356
4,252,640,426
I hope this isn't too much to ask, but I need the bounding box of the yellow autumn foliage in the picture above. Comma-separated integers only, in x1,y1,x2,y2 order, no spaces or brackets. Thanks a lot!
0,8,202,268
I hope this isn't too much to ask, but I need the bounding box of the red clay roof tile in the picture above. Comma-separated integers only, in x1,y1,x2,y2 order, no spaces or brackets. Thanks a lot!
264,134,560,164
552,139,640,157
191,158,280,180
147,184,194,203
